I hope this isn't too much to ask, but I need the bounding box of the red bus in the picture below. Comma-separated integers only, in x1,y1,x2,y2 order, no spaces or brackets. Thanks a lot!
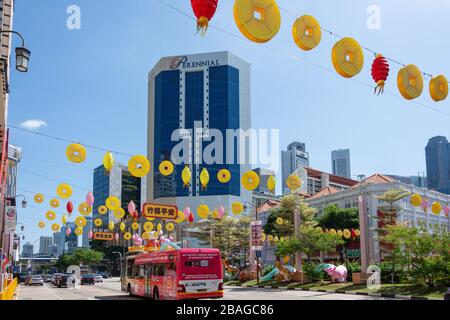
122,248,224,300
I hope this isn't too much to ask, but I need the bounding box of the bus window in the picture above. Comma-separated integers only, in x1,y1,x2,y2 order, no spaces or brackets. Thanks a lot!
166,262,176,272
127,260,134,278
152,263,165,276
138,265,145,278
185,260,209,267
132,264,140,277
145,264,153,277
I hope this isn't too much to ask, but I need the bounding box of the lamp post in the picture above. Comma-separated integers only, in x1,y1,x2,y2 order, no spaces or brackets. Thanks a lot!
244,201,261,285
0,30,31,72
112,251,122,278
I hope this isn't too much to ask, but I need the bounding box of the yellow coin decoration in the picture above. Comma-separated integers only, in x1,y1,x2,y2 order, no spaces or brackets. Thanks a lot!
397,64,423,100
166,223,175,232
103,151,115,172
38,221,45,229
429,74,448,102
142,232,150,240
120,222,126,232
74,227,83,236
175,211,185,224
51,223,61,232
212,210,219,219
355,229,361,237
144,222,154,232
34,193,44,204
197,204,210,219
124,232,132,240
66,143,87,163
337,230,343,237
329,229,337,235
233,0,281,43
267,235,273,241
200,168,210,190
286,174,301,190
267,175,276,193
78,202,92,216
262,233,267,241
114,208,125,219
159,160,174,176
431,202,442,215
94,219,103,227
276,217,284,225
75,216,87,228
182,166,192,187
316,227,323,233
273,236,279,243
50,198,60,208
242,170,260,191
106,196,120,210
410,194,422,207
343,229,351,239
231,202,244,215
332,37,364,78
132,222,139,231
217,169,231,183
56,183,73,199
128,155,150,178
45,210,56,221
98,205,108,215
292,15,322,51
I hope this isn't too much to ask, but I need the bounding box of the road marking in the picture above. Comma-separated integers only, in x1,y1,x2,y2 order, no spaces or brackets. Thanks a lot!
45,284,63,300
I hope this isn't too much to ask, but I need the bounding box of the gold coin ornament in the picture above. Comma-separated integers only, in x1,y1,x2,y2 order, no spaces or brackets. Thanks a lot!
286,174,301,190
128,155,150,178
51,223,61,232
329,229,337,235
75,227,83,236
56,183,73,199
34,193,44,204
231,202,244,215
397,64,424,100
431,202,442,215
276,217,284,225
166,223,175,232
343,229,351,239
159,160,174,176
94,219,103,227
262,233,267,241
103,151,115,172
233,0,281,43
242,170,260,191
132,222,139,231
98,205,108,215
332,37,364,78
197,204,210,219
120,222,126,232
124,232,132,240
182,166,192,187
38,221,45,229
50,198,60,208
273,236,279,243
316,227,323,233
410,194,422,207
429,74,448,102
114,208,125,219
337,230,343,237
217,169,231,183
45,210,56,221
142,232,150,240
144,222,154,232
267,175,276,193
106,196,120,210
66,143,87,163
78,202,92,216
292,15,322,51
75,216,87,228
267,234,273,241
175,211,185,224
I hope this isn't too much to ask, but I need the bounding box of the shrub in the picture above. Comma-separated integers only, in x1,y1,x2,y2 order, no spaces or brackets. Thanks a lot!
262,265,274,277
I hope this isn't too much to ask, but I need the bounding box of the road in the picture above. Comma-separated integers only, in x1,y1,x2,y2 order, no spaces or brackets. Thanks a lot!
17,279,391,300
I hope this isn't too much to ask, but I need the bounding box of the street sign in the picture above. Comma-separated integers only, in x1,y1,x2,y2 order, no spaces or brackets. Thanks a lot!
142,203,178,220
250,220,263,251
93,232,114,241
256,250,262,258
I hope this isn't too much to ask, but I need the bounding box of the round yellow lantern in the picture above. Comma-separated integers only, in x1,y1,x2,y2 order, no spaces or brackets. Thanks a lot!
114,208,125,219
132,222,139,231
142,232,150,240
45,210,56,221
197,204,210,219
106,196,120,210
337,230,343,237
51,223,61,232
144,222,154,232
233,0,281,43
38,221,45,229
242,171,260,191
273,236,279,243
159,160,174,176
231,202,244,215
332,37,364,78
355,229,361,237
397,64,424,100
94,219,103,227
343,229,351,239
166,223,175,232
410,194,422,207
276,217,284,225
429,74,448,102
124,232,132,240
50,198,60,208
34,193,44,204
286,174,301,191
267,235,273,241
217,169,231,183
78,202,92,216
292,15,322,51
98,205,108,215
329,229,337,235
56,183,72,199
128,155,150,178
75,216,87,228
66,143,87,163
74,227,83,236
431,202,442,215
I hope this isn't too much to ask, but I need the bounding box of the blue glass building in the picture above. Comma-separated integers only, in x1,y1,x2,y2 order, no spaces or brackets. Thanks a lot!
426,136,450,195
148,52,252,220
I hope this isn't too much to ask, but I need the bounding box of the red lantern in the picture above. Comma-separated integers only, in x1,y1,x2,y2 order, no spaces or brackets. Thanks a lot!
66,201,73,214
371,54,390,95
351,228,357,240
191,0,219,35
188,212,194,224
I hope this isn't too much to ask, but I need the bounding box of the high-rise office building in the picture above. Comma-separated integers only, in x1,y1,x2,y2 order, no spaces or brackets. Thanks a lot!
21,242,33,258
281,142,309,195
53,231,64,256
331,149,351,179
147,51,252,216
426,136,450,195
64,222,78,254
39,236,52,255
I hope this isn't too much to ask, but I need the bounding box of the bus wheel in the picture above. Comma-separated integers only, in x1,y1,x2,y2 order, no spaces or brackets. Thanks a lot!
127,284,132,295
153,287,160,301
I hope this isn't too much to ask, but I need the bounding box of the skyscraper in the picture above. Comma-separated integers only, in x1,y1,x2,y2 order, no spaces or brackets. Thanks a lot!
39,236,52,255
21,242,33,258
147,51,252,215
281,142,309,195
426,136,450,194
331,149,351,179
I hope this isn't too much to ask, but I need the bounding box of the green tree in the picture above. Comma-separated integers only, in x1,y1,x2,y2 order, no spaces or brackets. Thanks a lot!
65,248,104,267
318,205,359,230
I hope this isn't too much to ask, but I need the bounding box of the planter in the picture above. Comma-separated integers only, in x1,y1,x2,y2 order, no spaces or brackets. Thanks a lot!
352,272,370,284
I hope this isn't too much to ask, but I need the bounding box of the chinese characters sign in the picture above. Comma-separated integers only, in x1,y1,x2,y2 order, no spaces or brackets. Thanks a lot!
250,220,263,251
142,203,178,220
93,231,113,241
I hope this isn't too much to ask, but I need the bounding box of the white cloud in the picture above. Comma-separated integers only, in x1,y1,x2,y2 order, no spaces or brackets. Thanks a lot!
20,119,48,130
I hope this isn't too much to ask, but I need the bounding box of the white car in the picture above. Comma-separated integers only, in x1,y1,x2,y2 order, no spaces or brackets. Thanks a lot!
94,274,103,283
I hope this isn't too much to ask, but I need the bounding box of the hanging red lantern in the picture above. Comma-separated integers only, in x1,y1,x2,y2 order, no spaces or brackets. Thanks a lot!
371,54,390,95
188,212,194,224
351,228,357,240
66,201,73,214
190,0,219,35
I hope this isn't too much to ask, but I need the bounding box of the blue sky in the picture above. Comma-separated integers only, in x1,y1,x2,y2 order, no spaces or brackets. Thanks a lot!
9,0,450,245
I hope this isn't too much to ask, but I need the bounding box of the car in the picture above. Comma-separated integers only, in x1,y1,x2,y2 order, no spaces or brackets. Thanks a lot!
94,274,103,283
51,273,64,285
18,273,28,283
100,272,110,279
54,274,74,288
43,275,53,283
27,275,44,286
81,274,95,285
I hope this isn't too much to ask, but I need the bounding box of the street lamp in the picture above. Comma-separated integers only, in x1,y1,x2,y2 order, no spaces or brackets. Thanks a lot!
244,201,261,285
0,30,31,72
112,251,122,279
15,195,27,209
